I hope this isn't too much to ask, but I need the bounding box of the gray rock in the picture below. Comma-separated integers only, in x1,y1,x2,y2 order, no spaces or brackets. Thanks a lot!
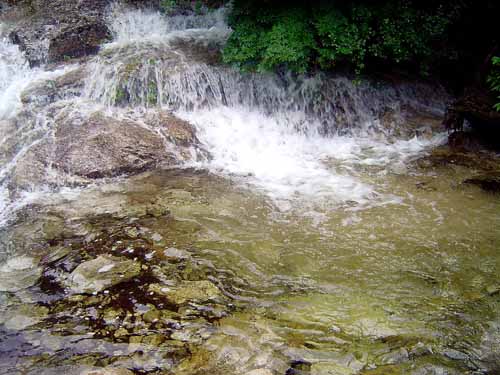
443,349,469,361
8,109,205,196
0,303,49,330
409,342,433,358
476,321,500,373
53,111,170,179
378,347,409,365
66,255,141,294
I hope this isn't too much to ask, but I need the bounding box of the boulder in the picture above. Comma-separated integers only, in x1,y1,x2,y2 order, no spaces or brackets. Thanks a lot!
66,255,141,294
48,21,111,62
53,112,168,179
8,0,111,66
8,109,205,195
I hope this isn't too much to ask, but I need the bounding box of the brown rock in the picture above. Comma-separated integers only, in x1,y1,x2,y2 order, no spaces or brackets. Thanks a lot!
54,112,168,179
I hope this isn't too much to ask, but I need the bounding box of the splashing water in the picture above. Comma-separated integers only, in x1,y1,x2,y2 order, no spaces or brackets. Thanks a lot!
2,5,500,375
1,4,449,225
0,28,73,225
84,6,449,209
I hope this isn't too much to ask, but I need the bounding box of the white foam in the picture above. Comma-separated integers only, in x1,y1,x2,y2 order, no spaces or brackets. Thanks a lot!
179,106,445,208
107,5,228,46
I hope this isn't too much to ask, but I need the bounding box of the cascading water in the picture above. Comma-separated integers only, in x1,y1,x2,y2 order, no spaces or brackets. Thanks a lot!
1,4,500,375
83,5,449,210
0,26,75,226
0,2,449,223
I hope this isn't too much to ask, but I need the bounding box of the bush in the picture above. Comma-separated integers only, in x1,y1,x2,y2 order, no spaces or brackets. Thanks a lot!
488,57,500,111
222,0,461,75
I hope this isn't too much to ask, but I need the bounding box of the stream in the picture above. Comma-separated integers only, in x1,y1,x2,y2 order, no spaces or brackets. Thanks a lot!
0,3,499,375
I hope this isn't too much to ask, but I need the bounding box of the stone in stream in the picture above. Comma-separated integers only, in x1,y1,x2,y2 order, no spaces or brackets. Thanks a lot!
463,174,500,193
81,368,135,375
377,347,410,365
8,0,112,66
246,369,274,375
442,349,469,361
66,255,141,294
163,247,191,262
0,255,42,292
475,321,500,373
148,280,223,306
0,302,49,331
8,108,207,196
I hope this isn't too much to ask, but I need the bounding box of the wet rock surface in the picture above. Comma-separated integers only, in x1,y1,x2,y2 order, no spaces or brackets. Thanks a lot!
2,2,500,375
0,255,42,292
0,167,499,374
53,111,176,179
8,0,112,66
0,172,237,373
463,174,500,193
7,105,207,196
66,255,141,294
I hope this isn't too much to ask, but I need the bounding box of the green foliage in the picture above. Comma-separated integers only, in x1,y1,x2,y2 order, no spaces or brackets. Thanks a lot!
260,9,315,73
223,0,460,75
222,20,266,71
147,80,158,106
159,0,177,14
313,6,370,73
488,57,500,111
160,0,219,15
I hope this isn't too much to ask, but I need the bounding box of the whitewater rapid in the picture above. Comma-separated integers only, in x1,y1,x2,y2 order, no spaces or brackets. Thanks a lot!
0,4,449,226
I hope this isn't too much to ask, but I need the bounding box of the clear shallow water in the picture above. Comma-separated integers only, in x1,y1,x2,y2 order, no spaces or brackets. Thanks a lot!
0,4,499,375
1,164,498,374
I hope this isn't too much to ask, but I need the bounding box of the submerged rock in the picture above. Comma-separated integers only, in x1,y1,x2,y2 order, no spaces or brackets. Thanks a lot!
463,174,500,193
0,255,42,292
246,369,274,375
476,321,500,373
81,368,135,375
163,247,191,262
0,303,49,331
66,255,141,294
149,280,223,306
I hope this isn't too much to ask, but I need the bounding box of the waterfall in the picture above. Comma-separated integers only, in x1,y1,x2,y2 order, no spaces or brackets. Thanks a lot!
0,30,72,225
0,3,450,225
84,5,448,209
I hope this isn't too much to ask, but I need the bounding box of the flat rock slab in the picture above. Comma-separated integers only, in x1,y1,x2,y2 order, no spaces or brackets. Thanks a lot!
67,255,141,294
